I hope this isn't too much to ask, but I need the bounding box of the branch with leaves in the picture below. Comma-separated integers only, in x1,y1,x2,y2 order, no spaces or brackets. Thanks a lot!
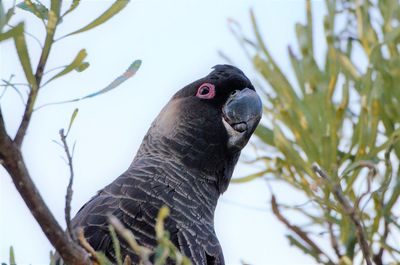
0,0,141,263
230,0,400,264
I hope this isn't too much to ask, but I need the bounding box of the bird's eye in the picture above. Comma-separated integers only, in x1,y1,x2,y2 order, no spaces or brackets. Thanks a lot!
196,83,215,99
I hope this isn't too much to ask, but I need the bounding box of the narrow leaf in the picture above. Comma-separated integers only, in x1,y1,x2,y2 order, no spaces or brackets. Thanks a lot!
75,62,89,72
338,53,360,80
62,0,80,17
108,225,123,265
5,4,16,25
231,170,268,183
66,108,79,136
36,60,141,109
46,49,87,83
384,26,400,43
0,22,22,41
65,0,129,37
155,206,170,240
9,246,16,265
0,1,5,33
95,252,113,265
17,1,49,20
13,23,37,89
80,59,141,99
254,124,274,146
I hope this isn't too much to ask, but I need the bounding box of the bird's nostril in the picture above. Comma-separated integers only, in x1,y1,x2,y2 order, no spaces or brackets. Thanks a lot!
231,90,239,96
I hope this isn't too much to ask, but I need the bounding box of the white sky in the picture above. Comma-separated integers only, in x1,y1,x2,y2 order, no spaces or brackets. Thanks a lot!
0,1,326,264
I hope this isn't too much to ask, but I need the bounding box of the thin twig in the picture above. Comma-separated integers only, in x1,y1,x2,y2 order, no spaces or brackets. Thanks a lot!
271,195,334,264
354,161,377,210
43,65,67,75
59,128,75,241
312,164,372,265
327,218,342,259
1,79,26,104
6,23,43,48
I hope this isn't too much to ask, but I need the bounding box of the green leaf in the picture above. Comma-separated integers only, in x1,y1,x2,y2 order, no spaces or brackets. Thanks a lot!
231,170,268,183
288,47,305,94
5,3,16,23
75,62,89,72
65,0,129,37
254,124,274,146
9,246,16,265
0,1,5,33
12,23,37,89
154,245,168,265
95,252,113,265
339,256,353,265
0,21,21,42
46,49,87,83
338,53,360,81
384,26,400,43
286,235,321,263
80,59,141,99
62,0,80,17
295,23,309,56
66,108,79,136
345,234,356,259
36,59,141,109
155,206,170,240
17,0,49,20
108,225,123,265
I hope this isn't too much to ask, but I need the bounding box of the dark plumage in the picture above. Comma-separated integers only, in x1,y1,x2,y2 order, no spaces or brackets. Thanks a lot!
71,65,262,264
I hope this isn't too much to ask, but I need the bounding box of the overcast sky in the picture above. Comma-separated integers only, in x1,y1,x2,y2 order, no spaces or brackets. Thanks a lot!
0,1,326,264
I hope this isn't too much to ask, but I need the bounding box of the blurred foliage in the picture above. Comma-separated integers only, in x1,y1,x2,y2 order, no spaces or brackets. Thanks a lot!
7,207,191,265
232,0,400,264
48,207,192,265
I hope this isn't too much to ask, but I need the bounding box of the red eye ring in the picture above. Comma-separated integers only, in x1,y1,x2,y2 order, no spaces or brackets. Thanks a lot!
196,83,215,99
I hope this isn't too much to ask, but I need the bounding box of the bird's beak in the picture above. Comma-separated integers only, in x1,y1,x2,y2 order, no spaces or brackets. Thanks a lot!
222,88,262,151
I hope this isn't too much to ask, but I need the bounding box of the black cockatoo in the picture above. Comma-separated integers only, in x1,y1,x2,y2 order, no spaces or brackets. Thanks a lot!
71,65,262,264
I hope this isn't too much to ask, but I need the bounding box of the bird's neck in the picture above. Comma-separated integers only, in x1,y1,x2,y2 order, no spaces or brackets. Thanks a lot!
138,122,237,183
129,154,221,223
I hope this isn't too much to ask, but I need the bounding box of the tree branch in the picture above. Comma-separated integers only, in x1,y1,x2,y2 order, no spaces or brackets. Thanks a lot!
0,123,89,264
312,164,372,265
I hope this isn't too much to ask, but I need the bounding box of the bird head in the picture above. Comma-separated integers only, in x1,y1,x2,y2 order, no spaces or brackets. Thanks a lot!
143,65,262,192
